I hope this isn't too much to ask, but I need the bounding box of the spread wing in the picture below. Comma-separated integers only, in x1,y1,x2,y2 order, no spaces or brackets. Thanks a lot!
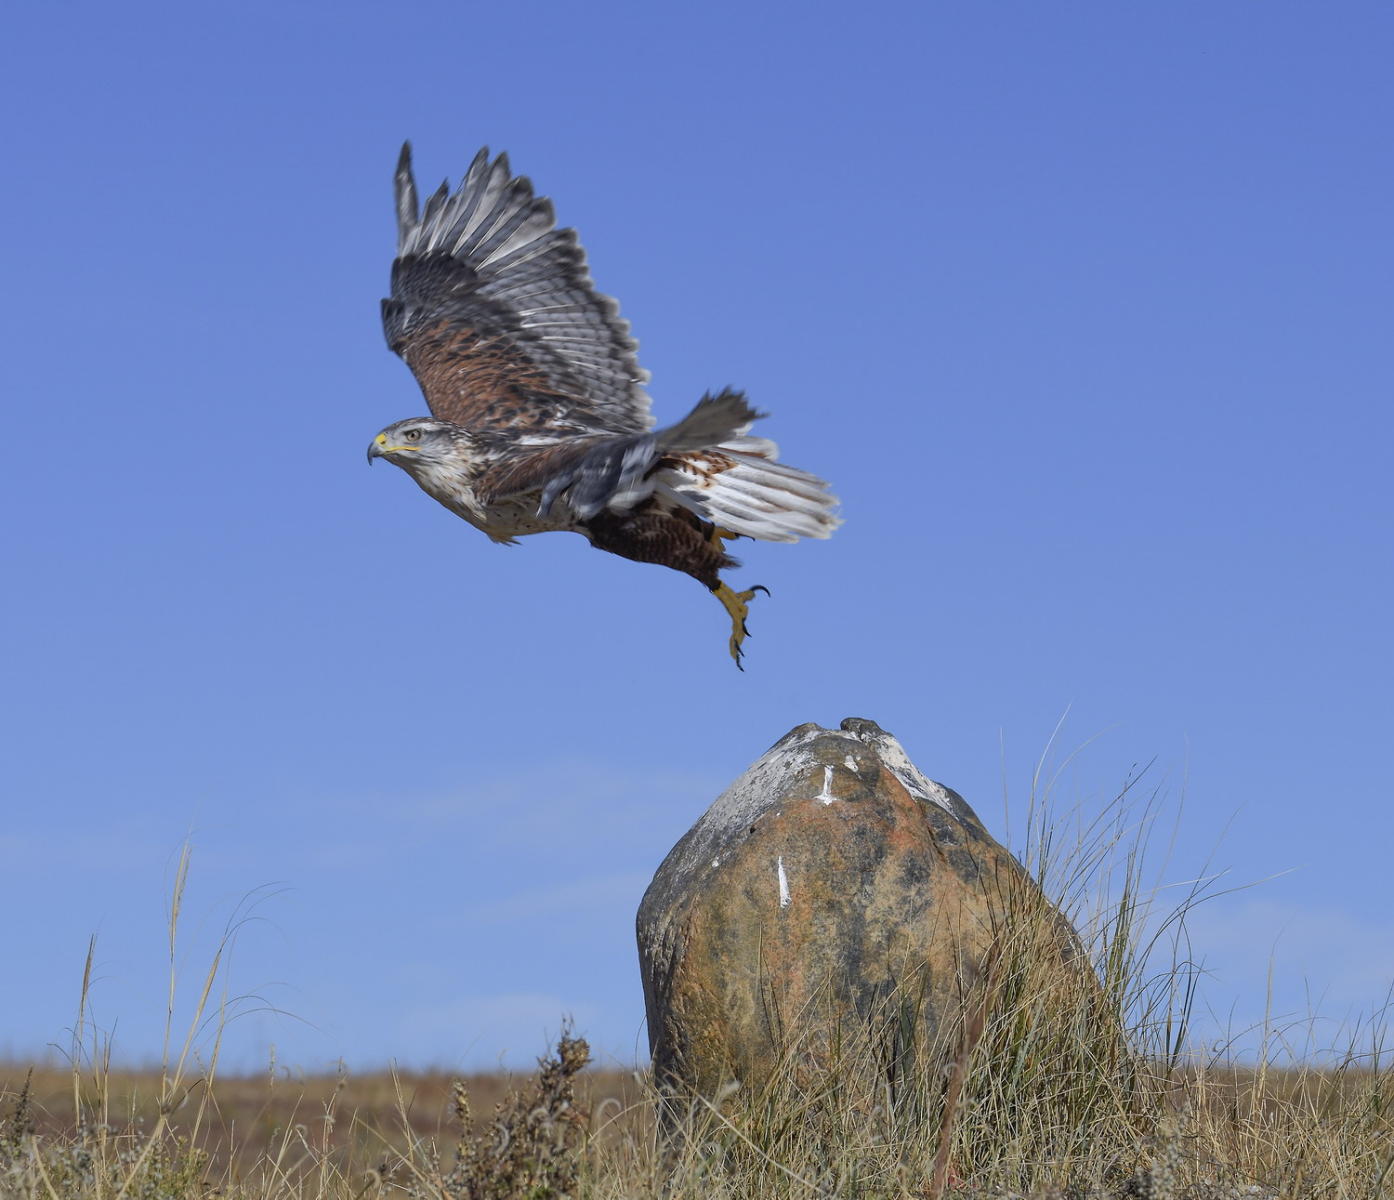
382,144,654,439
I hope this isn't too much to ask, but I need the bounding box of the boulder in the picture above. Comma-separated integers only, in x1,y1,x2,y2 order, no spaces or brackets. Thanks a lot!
636,717,1099,1096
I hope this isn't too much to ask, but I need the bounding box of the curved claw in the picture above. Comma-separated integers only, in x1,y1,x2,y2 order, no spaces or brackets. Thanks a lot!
711,582,768,669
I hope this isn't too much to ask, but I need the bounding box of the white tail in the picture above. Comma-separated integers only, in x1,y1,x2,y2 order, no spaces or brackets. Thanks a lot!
657,436,841,544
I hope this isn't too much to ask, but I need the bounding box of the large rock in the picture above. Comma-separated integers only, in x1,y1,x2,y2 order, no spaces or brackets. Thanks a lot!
636,717,1098,1095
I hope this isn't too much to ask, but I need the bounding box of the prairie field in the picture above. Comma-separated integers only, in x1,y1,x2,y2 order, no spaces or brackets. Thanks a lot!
0,1060,640,1184
5,809,1391,1199
4,1033,1392,1199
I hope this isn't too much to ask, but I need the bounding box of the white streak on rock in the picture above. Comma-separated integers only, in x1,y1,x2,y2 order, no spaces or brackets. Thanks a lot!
657,724,822,888
777,856,791,907
856,728,956,812
815,764,838,805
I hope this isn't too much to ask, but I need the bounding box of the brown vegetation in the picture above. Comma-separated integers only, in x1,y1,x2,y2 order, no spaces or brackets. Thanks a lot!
3,790,1391,1198
3,1034,1392,1198
1,1056,641,1180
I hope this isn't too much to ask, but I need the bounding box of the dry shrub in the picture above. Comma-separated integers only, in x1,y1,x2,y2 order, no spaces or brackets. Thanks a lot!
429,1025,591,1200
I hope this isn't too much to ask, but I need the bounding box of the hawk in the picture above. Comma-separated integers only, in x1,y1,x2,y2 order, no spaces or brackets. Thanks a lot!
368,145,840,666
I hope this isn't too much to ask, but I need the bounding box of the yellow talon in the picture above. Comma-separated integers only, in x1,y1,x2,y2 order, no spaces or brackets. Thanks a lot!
712,581,769,670
709,526,741,551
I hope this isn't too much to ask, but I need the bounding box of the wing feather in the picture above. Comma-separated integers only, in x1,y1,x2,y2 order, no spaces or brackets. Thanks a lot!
383,143,653,436
475,389,776,527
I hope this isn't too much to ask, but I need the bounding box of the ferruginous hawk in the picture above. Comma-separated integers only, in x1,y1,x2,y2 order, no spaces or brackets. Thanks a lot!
369,145,840,666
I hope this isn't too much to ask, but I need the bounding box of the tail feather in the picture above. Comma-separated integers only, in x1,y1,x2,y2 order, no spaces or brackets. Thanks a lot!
712,464,833,520
537,384,840,541
659,440,841,544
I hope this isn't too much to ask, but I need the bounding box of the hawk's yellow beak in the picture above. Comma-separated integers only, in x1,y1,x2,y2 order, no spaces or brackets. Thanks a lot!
367,432,419,463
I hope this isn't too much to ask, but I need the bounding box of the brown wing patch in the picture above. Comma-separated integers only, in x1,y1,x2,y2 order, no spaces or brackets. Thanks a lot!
584,503,738,589
401,319,583,431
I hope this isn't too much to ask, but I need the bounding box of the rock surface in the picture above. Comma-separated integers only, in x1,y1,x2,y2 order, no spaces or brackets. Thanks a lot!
636,717,1096,1094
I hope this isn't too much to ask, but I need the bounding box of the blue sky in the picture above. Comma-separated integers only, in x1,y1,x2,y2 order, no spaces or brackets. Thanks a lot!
2,1,1391,1071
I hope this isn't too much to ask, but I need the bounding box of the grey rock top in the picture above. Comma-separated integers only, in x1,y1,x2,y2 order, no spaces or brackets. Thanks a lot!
641,718,989,929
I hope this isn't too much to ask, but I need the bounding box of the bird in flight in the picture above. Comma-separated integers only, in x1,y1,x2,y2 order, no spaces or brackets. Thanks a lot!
369,145,840,666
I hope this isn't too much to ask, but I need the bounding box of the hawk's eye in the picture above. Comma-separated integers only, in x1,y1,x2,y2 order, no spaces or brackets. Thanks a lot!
404,429,422,441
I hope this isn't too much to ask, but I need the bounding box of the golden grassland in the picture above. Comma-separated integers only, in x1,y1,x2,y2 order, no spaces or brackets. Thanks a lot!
0,1059,639,1177
5,790,1392,1198
4,1030,1393,1199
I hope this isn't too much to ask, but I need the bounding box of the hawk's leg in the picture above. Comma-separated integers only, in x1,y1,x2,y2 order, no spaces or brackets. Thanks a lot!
705,527,767,668
711,581,770,670
585,511,765,664
708,525,741,551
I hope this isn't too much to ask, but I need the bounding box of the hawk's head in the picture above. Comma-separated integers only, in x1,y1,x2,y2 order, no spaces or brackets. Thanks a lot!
366,418,463,472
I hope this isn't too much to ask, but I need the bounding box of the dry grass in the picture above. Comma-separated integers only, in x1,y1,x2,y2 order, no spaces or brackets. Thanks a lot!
1,1059,642,1179
5,784,1392,1199
5,1035,1392,1198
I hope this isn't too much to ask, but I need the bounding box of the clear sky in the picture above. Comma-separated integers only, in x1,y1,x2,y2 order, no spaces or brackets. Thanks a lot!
2,2,1391,1072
